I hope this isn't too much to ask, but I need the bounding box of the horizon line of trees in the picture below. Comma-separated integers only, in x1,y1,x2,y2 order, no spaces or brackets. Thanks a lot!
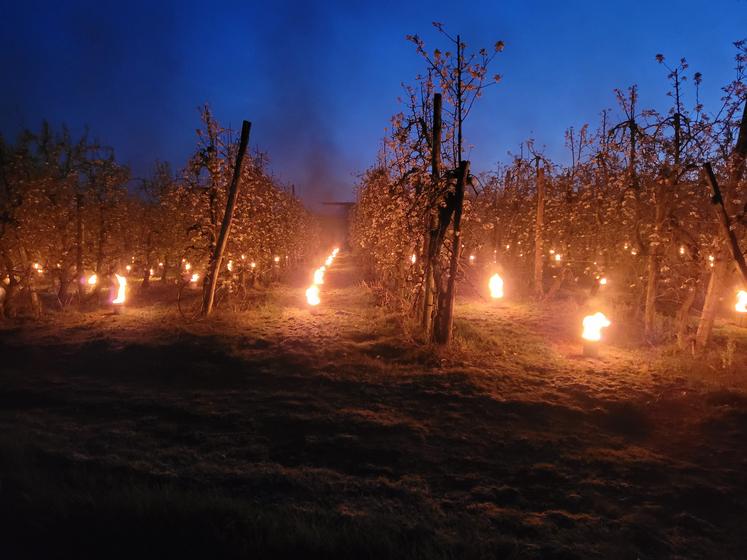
0,105,320,317
350,28,746,353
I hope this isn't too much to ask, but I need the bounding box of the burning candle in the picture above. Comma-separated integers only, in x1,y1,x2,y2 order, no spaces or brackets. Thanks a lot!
113,274,127,305
736,290,747,313
313,266,325,285
489,273,504,299
582,312,611,357
306,284,320,306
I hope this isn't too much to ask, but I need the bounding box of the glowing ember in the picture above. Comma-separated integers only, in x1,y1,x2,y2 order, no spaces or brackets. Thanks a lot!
185,262,191,271
158,262,164,267
274,256,280,263
113,274,127,304
554,254,562,262
469,255,475,263
87,274,97,285
736,290,747,313
227,260,234,272
250,262,256,269
32,262,40,270
599,277,608,286
679,246,685,255
582,312,611,341
313,266,325,285
149,268,155,276
125,265,132,272
489,273,504,299
410,254,417,264
306,284,320,306
190,273,200,283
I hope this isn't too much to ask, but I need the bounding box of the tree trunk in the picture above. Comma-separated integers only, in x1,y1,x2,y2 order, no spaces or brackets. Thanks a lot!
643,248,659,337
75,193,84,300
433,160,470,345
533,163,545,297
694,101,746,350
422,93,441,337
202,120,251,316
695,257,728,353
676,281,697,351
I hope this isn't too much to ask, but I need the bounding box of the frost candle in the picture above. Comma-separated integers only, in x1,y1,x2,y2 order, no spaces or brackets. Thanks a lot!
582,312,611,357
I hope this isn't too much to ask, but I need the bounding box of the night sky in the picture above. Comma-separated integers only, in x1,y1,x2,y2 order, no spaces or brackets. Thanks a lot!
2,0,745,206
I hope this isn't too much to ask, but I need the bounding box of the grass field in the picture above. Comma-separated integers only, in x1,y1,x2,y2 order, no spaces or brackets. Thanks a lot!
1,255,746,559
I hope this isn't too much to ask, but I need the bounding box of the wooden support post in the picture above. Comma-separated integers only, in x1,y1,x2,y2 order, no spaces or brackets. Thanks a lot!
422,93,442,337
533,162,545,297
434,160,470,345
202,120,251,316
703,162,747,285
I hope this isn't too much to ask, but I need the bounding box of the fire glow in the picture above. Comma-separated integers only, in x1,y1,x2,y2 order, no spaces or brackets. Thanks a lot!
306,284,320,306
489,273,504,299
313,267,325,285
306,248,340,307
582,312,611,342
736,290,747,313
113,274,127,305
87,274,97,286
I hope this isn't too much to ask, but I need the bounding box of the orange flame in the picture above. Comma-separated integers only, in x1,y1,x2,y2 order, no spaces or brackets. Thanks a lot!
489,273,504,299
113,274,127,304
582,312,611,341
313,266,325,285
306,284,320,306
736,290,747,313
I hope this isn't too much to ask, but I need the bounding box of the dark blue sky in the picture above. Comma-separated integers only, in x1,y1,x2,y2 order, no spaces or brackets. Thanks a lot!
2,0,745,206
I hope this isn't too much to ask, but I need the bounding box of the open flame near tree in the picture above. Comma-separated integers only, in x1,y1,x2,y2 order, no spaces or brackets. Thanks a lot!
313,267,325,285
582,312,611,342
736,290,747,313
112,274,127,305
489,273,504,299
306,284,320,306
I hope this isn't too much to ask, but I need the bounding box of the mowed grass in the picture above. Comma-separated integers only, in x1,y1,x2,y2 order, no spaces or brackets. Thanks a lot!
2,256,747,559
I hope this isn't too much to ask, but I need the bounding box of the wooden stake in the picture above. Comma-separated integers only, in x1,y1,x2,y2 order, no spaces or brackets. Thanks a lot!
533,162,545,298
202,120,251,316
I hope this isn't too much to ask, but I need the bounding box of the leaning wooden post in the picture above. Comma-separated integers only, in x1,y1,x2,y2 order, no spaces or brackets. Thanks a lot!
202,120,251,316
704,162,747,285
694,101,746,351
533,161,545,298
435,159,470,345
422,93,442,336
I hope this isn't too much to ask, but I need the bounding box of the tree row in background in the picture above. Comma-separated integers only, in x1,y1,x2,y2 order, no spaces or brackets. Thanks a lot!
0,106,319,317
351,30,746,352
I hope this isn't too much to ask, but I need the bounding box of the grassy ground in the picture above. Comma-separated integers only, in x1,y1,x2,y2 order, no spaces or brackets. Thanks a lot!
1,254,746,559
